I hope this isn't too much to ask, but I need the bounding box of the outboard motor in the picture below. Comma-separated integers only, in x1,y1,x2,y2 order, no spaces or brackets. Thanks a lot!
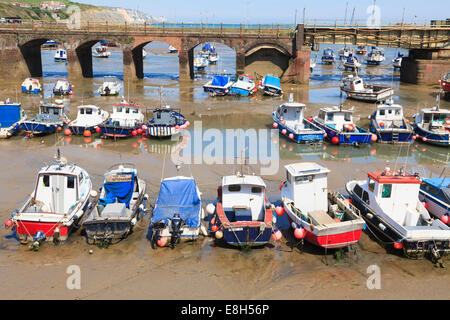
104,86,110,96
150,220,166,249
169,213,185,249
30,230,46,251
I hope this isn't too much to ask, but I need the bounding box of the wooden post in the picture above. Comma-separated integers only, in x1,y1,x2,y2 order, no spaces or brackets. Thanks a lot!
182,22,184,35
162,22,165,33
125,21,127,33
106,21,108,33
144,22,146,35
240,23,242,36
220,23,223,36
276,24,279,38
201,22,203,34
258,24,260,37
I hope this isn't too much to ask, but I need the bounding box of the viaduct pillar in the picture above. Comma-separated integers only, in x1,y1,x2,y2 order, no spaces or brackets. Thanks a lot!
400,49,450,85
282,24,310,84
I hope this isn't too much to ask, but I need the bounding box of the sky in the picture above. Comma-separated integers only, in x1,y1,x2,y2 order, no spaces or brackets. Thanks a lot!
75,0,449,24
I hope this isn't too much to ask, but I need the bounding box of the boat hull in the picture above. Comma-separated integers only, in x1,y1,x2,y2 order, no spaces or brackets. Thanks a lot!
413,124,450,147
314,120,371,145
341,88,394,102
14,220,70,241
21,86,41,94
273,117,324,144
203,85,229,96
369,120,413,144
21,122,62,135
263,85,282,96
221,226,272,247
100,125,138,138
419,190,450,224
229,87,254,96
68,124,99,135
146,125,180,138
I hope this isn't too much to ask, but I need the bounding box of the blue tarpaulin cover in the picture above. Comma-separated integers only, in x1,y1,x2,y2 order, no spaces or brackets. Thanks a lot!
263,75,281,88
151,178,201,227
0,104,21,128
211,75,229,87
99,172,135,208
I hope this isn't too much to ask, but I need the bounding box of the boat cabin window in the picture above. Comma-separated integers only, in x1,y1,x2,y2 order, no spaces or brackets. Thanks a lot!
368,178,376,192
327,113,333,121
354,80,362,85
286,171,292,184
421,182,438,195
381,184,392,198
295,175,313,184
251,187,262,193
362,190,370,204
67,176,75,189
79,173,84,184
156,112,161,119
423,113,431,123
116,107,122,113
43,175,50,187
318,111,325,120
86,108,92,115
344,113,351,121
228,185,241,192
80,108,85,115
379,109,385,116
133,108,139,114
125,108,130,114
354,184,363,198
283,108,287,114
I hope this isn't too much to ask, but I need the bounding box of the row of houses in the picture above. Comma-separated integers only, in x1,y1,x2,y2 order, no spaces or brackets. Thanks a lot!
1,1,66,11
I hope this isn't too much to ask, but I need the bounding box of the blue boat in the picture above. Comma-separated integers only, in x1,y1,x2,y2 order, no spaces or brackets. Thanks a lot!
271,95,325,144
20,102,67,136
321,48,336,64
413,102,450,147
148,176,205,249
145,106,188,138
229,74,256,96
343,53,361,71
0,99,26,139
313,106,372,146
21,78,41,94
99,103,145,139
203,75,233,96
369,101,414,144
419,177,450,225
260,75,283,96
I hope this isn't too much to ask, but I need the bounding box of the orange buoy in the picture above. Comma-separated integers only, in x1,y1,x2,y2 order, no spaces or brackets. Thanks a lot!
331,136,339,144
275,206,285,216
64,128,71,136
412,135,416,140
273,122,278,128
215,230,224,239
83,130,91,137
157,236,168,247
333,218,341,223
84,137,91,144
212,225,219,232
4,219,13,229
294,227,306,239
371,134,377,142
379,122,385,128
57,126,62,131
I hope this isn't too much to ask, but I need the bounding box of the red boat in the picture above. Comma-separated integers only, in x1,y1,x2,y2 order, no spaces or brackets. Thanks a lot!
280,162,365,249
439,71,450,98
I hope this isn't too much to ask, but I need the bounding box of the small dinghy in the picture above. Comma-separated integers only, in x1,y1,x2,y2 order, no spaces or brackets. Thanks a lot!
419,176,449,225
365,46,385,65
203,75,233,96
321,48,336,64
144,105,188,138
4,150,94,250
356,45,367,55
68,105,109,135
0,99,26,139
82,163,147,245
52,79,73,96
271,94,325,144
392,52,403,69
207,171,275,247
343,53,361,71
194,56,209,71
338,47,353,58
97,76,121,96
148,175,206,249
21,78,41,94
54,48,67,62
208,51,219,64
168,45,178,53
412,96,450,147
99,102,145,139
20,101,68,136
229,74,257,96
260,74,283,96
346,167,450,260
280,163,365,249
369,101,414,144
93,45,111,58
340,74,394,102
313,105,373,146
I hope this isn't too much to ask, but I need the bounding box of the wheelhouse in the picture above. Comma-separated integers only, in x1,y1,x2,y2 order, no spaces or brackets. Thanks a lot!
316,106,355,131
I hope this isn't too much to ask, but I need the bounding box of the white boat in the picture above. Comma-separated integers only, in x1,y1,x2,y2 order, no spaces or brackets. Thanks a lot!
194,56,209,70
310,59,316,72
340,74,394,102
412,102,450,147
365,46,386,65
5,150,94,250
93,46,111,58
52,79,73,96
142,49,147,59
229,74,257,96
21,78,41,94
203,75,233,96
208,52,219,64
280,162,366,249
343,53,361,71
392,52,404,69
168,45,178,53
68,105,109,135
99,101,145,138
419,177,449,225
338,47,353,58
54,48,67,62
346,167,450,259
0,99,26,139
97,76,122,96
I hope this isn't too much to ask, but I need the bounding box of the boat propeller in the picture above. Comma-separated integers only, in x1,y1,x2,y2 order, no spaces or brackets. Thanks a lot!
29,231,46,251
169,213,185,249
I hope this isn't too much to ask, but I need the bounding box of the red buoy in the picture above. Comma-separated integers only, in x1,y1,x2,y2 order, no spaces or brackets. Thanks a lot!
64,128,71,136
273,122,278,128
307,117,313,122
331,136,339,144
412,135,417,140
275,206,285,216
371,134,377,142
281,129,287,135
393,241,403,250
323,133,327,138
379,122,385,128
132,130,137,136
141,125,148,131
175,125,180,130
83,130,91,137
137,128,142,134
157,236,168,247
289,133,294,140
441,215,449,224
4,219,13,229
95,126,101,133
294,227,306,239
422,137,428,142
212,225,219,232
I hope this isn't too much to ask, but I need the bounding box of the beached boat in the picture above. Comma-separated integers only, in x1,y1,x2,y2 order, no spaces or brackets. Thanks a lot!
346,167,450,259
52,79,73,96
203,75,233,96
54,48,67,62
144,106,188,138
340,74,394,102
82,163,147,244
168,45,178,53
97,76,121,96
419,177,449,225
194,56,209,71
280,162,366,249
369,101,414,144
260,74,283,96
67,105,109,135
313,105,373,146
365,46,385,65
4,150,94,250
392,52,404,69
208,52,219,64
148,175,206,249
229,74,257,96
439,71,450,98
207,172,274,247
412,102,450,147
321,48,336,64
99,102,145,139
21,78,41,94
20,101,68,136
93,45,111,58
0,99,26,139
356,45,367,55
271,95,325,144
310,59,316,72
338,47,353,58
343,53,361,71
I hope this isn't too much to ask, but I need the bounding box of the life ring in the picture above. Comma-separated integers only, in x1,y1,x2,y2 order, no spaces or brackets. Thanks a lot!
445,117,450,125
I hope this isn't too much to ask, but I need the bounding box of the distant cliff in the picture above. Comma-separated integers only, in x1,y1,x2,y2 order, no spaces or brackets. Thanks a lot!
80,7,166,24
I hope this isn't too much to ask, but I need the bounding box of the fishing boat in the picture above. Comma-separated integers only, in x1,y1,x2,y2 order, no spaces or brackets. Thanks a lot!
338,47,353,58
67,105,109,135
54,48,67,62
313,105,373,146
4,150,94,250
52,79,73,96
20,101,68,136
144,105,188,138
321,48,336,64
168,45,178,53
148,175,206,249
369,101,414,144
340,74,394,102
203,75,233,96
21,78,41,94
356,45,367,55
194,56,209,71
99,102,145,139
365,46,386,65
97,76,121,96
412,100,450,147
343,53,361,71
419,176,449,225
42,40,58,49
439,71,450,98
271,95,325,144
207,172,274,247
346,167,450,259
310,59,316,72
93,45,111,58
392,52,404,69
229,74,257,96
0,99,26,139
260,74,283,96
82,163,147,245
208,52,219,64
280,162,366,249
